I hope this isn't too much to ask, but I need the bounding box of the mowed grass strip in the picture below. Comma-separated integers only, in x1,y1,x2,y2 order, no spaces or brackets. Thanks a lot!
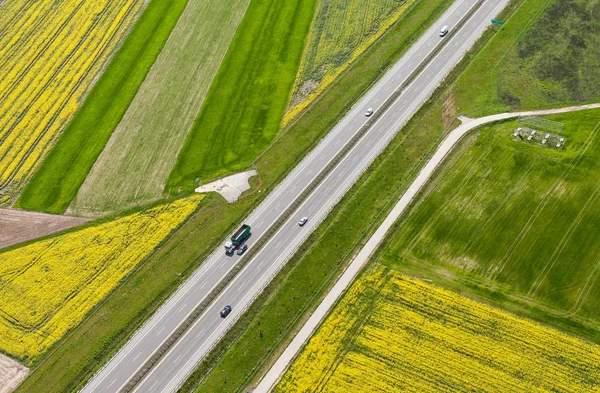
0,0,145,206
380,109,600,322
17,0,452,390
70,0,251,215
166,0,317,191
16,0,188,214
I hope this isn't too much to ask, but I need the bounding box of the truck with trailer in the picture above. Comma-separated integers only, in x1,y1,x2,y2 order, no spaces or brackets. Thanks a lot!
225,224,251,255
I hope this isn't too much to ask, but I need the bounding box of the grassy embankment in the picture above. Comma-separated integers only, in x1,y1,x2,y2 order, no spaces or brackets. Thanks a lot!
166,0,317,191
377,109,600,339
284,0,421,124
16,0,188,214
16,0,453,391
69,0,251,215
452,0,600,117
186,0,600,391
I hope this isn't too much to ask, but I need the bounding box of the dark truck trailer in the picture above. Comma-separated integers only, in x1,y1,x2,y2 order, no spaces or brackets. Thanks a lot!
225,224,251,255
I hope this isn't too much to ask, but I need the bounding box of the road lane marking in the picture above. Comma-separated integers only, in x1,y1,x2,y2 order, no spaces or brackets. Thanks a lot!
156,326,165,337
83,1,484,391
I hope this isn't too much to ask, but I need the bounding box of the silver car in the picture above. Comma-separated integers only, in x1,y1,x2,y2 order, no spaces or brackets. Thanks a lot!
299,217,308,226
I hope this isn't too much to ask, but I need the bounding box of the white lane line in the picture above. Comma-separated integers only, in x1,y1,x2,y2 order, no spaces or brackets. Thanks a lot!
155,326,165,337
195,329,206,338
107,379,116,388
178,303,188,313
83,1,478,392
132,352,142,362
140,3,495,391
174,354,183,364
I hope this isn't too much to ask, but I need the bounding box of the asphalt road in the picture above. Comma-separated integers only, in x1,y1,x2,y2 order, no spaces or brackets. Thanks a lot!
81,1,508,392
255,101,600,392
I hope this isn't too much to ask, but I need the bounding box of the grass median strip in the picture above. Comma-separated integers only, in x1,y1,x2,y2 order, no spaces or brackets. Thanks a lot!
16,0,452,391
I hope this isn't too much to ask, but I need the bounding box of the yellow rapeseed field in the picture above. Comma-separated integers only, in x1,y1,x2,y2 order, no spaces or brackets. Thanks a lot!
0,195,202,363
284,0,418,124
276,266,600,392
0,0,145,205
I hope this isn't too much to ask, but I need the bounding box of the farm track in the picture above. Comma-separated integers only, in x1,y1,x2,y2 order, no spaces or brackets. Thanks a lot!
258,103,600,391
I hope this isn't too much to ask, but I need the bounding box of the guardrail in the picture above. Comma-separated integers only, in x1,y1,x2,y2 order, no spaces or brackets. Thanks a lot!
120,1,485,391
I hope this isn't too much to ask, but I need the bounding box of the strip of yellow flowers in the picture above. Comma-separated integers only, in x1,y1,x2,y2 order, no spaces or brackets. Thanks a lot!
283,0,419,125
0,0,145,204
0,195,202,364
276,265,600,392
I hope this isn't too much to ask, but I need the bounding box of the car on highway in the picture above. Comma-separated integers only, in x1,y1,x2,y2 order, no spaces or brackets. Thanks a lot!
237,244,248,255
220,305,232,318
299,217,308,226
439,25,449,37
365,108,374,117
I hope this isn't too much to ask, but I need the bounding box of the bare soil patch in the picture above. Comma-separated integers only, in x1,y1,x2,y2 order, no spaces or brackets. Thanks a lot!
0,209,87,250
0,354,28,393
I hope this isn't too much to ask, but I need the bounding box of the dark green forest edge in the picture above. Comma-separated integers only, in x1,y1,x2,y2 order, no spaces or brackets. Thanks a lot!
166,0,317,192
16,0,189,214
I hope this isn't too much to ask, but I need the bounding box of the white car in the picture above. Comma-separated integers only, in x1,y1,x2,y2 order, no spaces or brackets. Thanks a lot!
365,108,374,117
299,217,308,226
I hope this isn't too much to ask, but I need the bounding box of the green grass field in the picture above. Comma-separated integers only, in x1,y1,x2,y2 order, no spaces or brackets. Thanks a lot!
284,0,422,124
379,109,600,325
16,0,453,390
166,0,317,192
452,0,600,117
69,0,251,215
15,0,189,214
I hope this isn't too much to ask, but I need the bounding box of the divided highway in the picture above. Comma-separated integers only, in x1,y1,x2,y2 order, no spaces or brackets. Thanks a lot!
81,1,508,392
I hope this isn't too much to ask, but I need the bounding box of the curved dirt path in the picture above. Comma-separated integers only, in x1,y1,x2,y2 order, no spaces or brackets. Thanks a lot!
254,103,600,392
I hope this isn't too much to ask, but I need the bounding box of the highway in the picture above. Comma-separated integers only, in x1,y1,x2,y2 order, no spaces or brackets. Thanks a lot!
81,1,508,392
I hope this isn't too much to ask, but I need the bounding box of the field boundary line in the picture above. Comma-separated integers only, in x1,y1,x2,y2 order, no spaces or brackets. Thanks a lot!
254,103,600,392
117,2,489,390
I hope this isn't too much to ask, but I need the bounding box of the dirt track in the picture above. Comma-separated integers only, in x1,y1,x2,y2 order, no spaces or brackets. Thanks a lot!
0,354,28,393
0,209,87,250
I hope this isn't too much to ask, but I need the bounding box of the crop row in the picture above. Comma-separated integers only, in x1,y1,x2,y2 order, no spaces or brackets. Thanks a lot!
0,0,144,204
284,0,419,125
276,265,600,392
0,195,202,364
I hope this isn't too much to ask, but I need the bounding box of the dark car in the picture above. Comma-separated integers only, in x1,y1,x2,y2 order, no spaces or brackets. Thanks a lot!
220,305,232,318
237,244,248,255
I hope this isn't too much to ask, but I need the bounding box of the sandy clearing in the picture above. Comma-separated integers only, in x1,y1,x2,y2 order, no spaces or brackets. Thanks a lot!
194,170,257,203
0,208,87,250
0,354,28,393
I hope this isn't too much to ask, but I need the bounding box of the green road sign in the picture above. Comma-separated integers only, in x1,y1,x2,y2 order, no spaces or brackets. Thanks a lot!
491,19,505,25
